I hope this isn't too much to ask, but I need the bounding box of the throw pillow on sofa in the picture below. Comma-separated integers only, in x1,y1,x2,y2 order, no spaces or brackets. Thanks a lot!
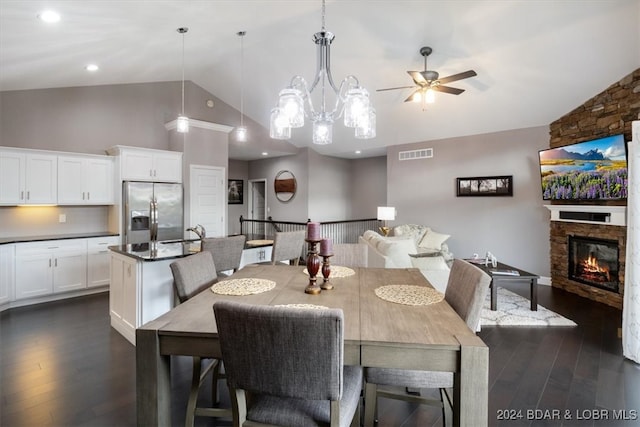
418,229,450,251
392,224,429,246
376,237,417,268
409,254,450,271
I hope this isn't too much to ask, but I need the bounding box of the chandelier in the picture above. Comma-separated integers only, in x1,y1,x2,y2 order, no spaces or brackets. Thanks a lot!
269,0,375,145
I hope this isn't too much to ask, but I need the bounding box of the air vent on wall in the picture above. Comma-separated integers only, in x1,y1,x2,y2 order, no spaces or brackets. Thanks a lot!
399,148,433,161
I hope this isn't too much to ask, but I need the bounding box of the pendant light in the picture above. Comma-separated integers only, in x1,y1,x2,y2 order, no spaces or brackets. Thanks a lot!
235,31,248,142
176,27,189,133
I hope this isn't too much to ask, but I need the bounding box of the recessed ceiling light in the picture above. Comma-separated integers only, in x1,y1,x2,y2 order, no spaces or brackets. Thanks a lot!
37,10,61,23
355,150,361,154
85,64,99,72
262,152,268,156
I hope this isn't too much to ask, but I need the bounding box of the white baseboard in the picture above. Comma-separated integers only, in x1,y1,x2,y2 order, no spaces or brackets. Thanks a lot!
538,276,551,286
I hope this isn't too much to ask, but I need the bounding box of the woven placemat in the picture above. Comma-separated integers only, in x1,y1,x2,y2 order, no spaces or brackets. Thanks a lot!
374,285,444,306
303,266,356,278
211,278,276,296
246,239,274,246
274,304,329,310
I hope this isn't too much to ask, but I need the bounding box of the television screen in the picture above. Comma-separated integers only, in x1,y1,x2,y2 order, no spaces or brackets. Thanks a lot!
539,134,627,200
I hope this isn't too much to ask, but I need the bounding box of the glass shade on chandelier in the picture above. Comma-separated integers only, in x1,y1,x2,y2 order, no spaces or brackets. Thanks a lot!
176,27,189,134
269,0,375,145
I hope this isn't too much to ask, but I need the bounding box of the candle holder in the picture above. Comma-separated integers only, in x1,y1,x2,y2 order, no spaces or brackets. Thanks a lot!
320,254,334,290
305,238,322,294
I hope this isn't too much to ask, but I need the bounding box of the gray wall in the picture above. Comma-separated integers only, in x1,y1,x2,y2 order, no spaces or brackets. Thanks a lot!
387,125,550,276
308,150,352,221
351,156,387,219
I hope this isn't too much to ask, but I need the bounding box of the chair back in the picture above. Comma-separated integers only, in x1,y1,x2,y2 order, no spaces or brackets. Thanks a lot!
332,243,368,268
213,301,344,400
271,230,306,265
170,251,218,303
444,259,491,331
201,235,246,273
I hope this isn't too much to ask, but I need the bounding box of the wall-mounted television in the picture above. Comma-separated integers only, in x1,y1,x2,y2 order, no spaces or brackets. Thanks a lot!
539,134,627,200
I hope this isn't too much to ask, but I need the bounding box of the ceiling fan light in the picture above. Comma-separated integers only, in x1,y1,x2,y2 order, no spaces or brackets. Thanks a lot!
278,88,305,128
313,119,333,145
410,92,422,103
269,108,291,140
355,108,376,139
176,115,189,133
344,86,369,128
425,88,435,104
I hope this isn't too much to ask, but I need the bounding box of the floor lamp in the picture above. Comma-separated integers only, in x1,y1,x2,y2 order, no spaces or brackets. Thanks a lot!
377,207,396,236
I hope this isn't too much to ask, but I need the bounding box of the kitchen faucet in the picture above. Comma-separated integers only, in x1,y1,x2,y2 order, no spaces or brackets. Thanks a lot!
186,224,206,239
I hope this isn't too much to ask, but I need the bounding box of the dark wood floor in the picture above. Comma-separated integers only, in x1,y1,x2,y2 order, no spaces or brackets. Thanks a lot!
2,283,640,427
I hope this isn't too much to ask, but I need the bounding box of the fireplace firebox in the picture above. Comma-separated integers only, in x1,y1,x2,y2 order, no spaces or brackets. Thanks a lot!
568,235,619,293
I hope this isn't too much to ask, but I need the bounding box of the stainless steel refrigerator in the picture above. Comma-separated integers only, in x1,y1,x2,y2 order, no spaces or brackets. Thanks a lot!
123,181,183,244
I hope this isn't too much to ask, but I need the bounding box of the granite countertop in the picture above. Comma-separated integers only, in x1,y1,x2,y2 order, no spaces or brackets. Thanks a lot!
109,240,200,262
0,231,120,245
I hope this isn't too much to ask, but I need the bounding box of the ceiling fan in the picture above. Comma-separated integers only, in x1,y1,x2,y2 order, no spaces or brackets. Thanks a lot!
377,46,477,109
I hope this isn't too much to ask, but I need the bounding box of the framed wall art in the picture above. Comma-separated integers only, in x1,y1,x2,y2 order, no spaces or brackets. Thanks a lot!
456,175,513,197
228,179,243,204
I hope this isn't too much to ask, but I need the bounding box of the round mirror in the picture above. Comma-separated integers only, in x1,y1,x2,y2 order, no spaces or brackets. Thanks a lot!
274,170,296,203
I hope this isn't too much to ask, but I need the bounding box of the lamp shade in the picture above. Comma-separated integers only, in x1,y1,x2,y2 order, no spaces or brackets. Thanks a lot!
377,206,396,221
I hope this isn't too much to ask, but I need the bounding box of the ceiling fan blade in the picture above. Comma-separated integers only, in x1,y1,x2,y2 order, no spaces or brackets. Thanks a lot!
437,70,477,85
376,85,417,92
404,89,421,103
432,85,465,95
407,71,427,85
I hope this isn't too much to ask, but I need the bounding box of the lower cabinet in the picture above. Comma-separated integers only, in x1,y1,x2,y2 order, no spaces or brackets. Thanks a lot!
87,236,120,287
15,240,87,299
239,246,273,269
0,245,15,304
109,251,174,345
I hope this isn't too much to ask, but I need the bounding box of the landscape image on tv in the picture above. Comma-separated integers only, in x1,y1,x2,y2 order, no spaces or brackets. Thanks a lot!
539,134,627,200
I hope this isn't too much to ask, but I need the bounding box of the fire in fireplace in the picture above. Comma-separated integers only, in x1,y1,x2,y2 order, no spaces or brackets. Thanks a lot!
568,235,619,293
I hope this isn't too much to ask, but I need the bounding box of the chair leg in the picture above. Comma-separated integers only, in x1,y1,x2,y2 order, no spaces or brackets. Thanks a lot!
211,360,225,405
363,382,378,427
185,357,202,427
440,387,454,427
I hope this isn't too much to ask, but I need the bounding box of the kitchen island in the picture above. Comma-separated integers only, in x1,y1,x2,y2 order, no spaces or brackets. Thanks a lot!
108,240,198,345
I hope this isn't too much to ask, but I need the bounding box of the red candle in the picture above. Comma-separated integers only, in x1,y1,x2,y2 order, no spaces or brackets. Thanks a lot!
307,222,320,241
320,238,333,256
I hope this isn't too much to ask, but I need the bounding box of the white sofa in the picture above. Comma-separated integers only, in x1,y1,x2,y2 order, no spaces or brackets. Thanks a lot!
359,225,453,293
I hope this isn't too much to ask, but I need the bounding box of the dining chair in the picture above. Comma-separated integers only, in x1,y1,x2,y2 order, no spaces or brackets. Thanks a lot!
363,258,491,427
201,234,247,276
267,229,306,265
169,251,231,426
332,243,368,267
213,300,363,427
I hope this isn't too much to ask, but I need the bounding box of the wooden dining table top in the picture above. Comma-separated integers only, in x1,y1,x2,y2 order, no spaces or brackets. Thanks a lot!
143,264,481,360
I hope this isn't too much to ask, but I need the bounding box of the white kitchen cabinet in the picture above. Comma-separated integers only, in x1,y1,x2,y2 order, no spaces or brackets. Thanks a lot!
87,236,119,287
15,240,87,300
109,250,174,345
58,155,114,205
0,245,15,305
0,149,57,205
239,246,273,269
109,146,182,183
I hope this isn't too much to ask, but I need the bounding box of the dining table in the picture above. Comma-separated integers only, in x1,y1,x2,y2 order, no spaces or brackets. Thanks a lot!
135,264,488,426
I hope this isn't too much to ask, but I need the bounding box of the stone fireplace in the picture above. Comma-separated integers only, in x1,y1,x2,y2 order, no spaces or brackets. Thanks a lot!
547,205,626,309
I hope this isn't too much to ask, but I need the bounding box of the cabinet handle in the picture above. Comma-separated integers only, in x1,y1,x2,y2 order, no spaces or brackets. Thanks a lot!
82,192,85,200
150,169,153,177
153,169,157,177
26,191,30,200
49,259,51,267
127,265,131,277
20,191,24,200
55,259,58,267
87,192,90,200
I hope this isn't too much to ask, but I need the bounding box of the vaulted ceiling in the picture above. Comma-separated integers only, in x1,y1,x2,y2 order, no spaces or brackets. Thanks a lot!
1,1,638,160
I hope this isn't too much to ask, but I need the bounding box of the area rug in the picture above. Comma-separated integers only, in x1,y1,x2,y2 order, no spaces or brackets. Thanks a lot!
480,287,577,327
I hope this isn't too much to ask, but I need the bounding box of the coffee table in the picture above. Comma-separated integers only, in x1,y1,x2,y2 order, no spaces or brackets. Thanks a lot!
472,261,539,311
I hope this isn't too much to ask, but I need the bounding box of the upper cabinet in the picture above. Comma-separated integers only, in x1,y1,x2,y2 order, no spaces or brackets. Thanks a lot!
58,155,114,205
109,146,182,183
0,148,57,205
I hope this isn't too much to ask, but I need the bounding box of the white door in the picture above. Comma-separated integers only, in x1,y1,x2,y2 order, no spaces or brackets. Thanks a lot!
248,179,267,237
190,165,225,238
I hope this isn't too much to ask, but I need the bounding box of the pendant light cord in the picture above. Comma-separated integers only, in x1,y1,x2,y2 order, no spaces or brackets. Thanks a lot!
181,30,185,116
321,0,326,31
239,31,245,127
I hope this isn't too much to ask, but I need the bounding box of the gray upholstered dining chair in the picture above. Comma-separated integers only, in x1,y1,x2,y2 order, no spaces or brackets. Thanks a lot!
268,229,306,265
201,234,246,276
363,258,491,427
332,243,368,267
213,300,363,427
169,251,231,426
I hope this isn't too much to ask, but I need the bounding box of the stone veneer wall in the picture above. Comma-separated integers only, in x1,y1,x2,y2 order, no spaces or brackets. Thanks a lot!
548,68,640,309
